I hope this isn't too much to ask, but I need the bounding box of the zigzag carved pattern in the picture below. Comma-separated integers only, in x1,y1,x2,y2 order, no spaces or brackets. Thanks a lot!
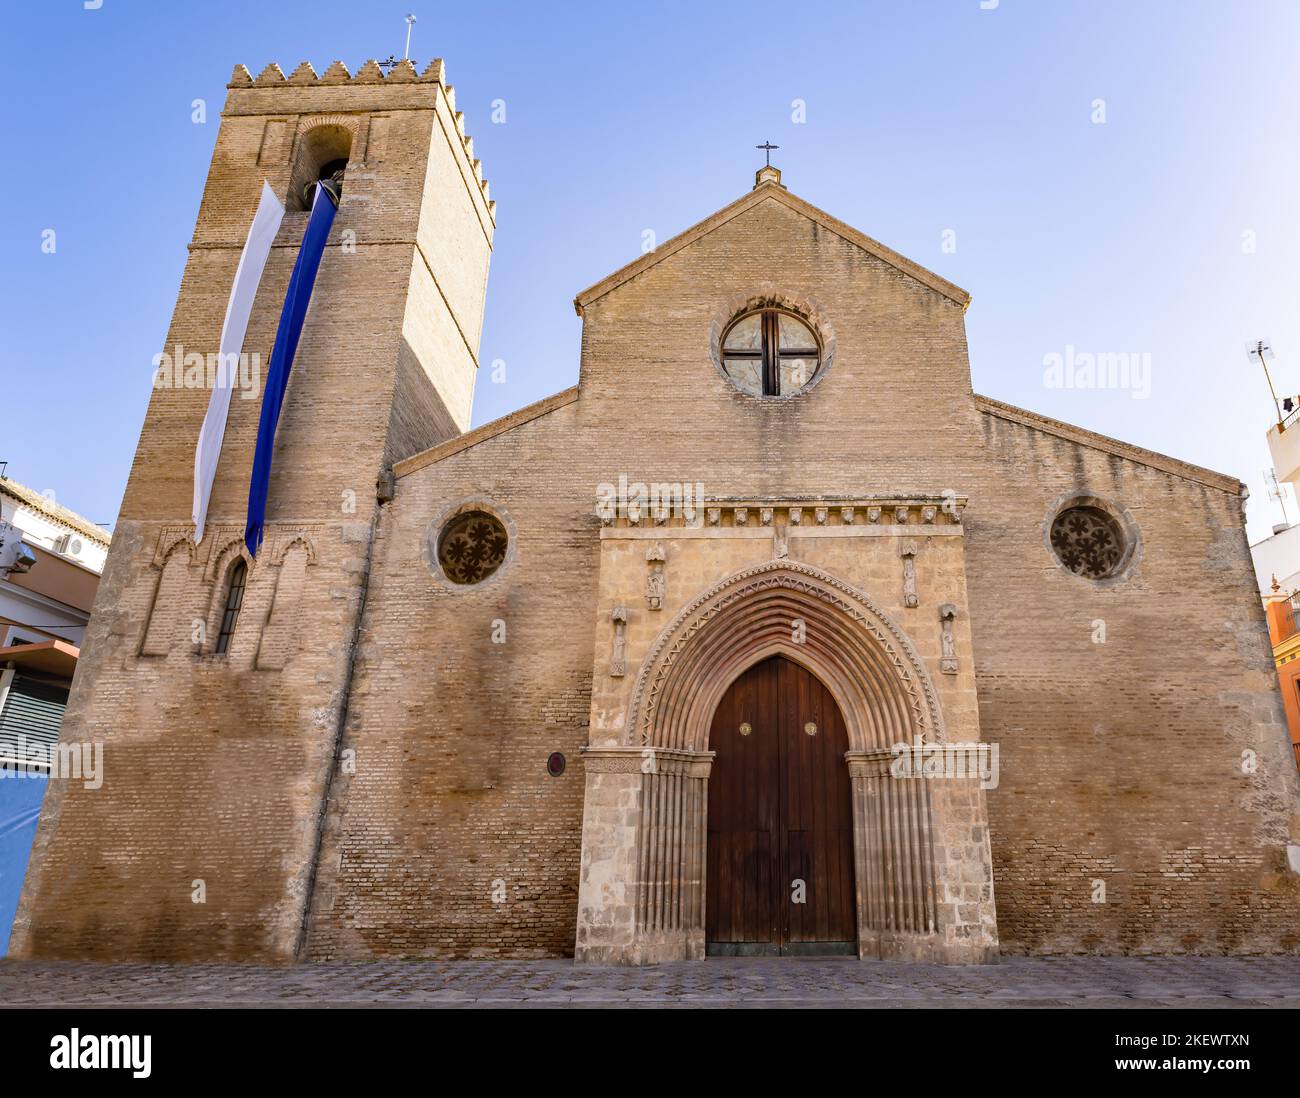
625,560,946,749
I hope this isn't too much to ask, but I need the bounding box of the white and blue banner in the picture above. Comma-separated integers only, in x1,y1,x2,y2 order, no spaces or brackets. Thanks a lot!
244,182,338,556
192,181,284,544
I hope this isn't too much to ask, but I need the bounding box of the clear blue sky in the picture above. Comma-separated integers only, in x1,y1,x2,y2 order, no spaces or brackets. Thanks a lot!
5,0,1300,543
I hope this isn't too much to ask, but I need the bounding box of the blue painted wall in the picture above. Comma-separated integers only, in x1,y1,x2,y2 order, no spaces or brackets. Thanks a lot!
0,775,49,955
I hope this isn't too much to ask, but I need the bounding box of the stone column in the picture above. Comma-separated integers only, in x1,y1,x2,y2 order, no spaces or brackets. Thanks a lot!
847,749,938,960
846,748,998,964
574,746,713,965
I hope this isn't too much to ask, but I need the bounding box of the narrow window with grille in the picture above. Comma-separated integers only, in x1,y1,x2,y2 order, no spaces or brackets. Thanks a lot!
215,560,248,655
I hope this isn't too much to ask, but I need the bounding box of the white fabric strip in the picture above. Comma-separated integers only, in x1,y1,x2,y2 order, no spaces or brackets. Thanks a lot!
192,181,284,544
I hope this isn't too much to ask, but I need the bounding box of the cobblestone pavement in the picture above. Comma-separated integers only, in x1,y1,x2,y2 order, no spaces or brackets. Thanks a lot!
3,956,1300,1007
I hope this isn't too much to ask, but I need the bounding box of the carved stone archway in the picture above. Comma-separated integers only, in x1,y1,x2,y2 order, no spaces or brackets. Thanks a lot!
575,561,999,966
626,560,947,752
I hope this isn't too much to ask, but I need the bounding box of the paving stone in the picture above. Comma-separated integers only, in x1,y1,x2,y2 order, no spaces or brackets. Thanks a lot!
2,956,1299,1008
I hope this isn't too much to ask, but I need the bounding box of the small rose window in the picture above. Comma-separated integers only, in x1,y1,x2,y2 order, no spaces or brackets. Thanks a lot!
722,308,821,396
437,510,508,585
1049,506,1126,580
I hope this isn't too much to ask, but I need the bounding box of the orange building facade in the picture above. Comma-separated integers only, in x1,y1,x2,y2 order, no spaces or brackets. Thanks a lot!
1263,591,1300,772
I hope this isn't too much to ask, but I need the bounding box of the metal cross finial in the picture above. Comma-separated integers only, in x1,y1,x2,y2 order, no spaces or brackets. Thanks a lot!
756,140,779,168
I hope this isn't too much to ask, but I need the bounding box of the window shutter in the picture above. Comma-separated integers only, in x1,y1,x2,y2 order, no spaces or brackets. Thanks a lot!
0,676,69,764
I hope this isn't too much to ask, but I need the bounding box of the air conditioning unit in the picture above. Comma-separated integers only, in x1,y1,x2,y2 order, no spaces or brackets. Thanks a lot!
0,521,37,578
52,533,83,557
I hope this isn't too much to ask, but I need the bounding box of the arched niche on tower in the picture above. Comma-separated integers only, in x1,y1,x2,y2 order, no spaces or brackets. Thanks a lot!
286,117,357,211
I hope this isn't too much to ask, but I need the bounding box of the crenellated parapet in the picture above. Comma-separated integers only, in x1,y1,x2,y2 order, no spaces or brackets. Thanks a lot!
223,58,494,220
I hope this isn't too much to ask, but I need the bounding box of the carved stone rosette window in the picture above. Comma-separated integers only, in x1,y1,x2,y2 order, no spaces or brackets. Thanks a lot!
425,500,517,592
1045,493,1138,587
437,511,508,584
1049,506,1125,580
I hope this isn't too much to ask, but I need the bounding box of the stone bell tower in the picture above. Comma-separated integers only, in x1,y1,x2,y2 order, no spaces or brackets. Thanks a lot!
11,58,494,961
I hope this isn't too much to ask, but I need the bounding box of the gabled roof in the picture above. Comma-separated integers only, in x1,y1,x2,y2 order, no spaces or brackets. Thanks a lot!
394,386,580,478
0,477,112,545
974,394,1243,494
573,178,971,315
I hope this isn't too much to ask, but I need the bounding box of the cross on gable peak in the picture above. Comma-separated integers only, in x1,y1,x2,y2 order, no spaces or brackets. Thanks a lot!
754,141,784,189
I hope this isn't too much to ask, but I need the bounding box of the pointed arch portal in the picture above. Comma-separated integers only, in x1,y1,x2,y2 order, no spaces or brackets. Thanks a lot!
575,561,999,966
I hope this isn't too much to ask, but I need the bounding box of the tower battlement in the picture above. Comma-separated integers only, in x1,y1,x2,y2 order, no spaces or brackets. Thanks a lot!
224,58,493,220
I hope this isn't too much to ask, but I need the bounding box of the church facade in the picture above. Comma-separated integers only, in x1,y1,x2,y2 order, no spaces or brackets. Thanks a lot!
11,59,1300,965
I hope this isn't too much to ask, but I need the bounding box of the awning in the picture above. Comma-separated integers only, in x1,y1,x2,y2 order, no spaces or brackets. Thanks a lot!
0,640,80,680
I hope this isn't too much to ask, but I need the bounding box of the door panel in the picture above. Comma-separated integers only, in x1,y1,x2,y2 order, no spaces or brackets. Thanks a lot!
706,656,855,955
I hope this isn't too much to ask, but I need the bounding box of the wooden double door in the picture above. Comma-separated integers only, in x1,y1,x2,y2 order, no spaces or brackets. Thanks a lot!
705,656,857,955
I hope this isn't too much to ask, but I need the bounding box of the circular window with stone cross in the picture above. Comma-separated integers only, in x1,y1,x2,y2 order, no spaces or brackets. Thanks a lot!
1049,505,1128,580
721,308,821,397
436,510,509,585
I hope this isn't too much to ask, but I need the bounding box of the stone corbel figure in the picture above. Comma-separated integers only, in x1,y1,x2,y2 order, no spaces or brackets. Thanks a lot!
939,603,958,674
899,539,919,608
610,606,629,677
645,543,666,611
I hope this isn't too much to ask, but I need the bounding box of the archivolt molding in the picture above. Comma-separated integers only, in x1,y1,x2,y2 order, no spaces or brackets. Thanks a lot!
294,112,363,140
624,560,947,751
269,532,319,567
153,529,195,568
205,535,253,584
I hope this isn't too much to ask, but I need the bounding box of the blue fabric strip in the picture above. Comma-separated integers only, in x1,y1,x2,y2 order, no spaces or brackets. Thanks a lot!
244,183,338,556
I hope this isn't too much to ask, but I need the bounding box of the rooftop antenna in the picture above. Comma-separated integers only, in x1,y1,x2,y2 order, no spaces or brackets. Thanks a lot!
1266,467,1293,527
1249,338,1282,427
